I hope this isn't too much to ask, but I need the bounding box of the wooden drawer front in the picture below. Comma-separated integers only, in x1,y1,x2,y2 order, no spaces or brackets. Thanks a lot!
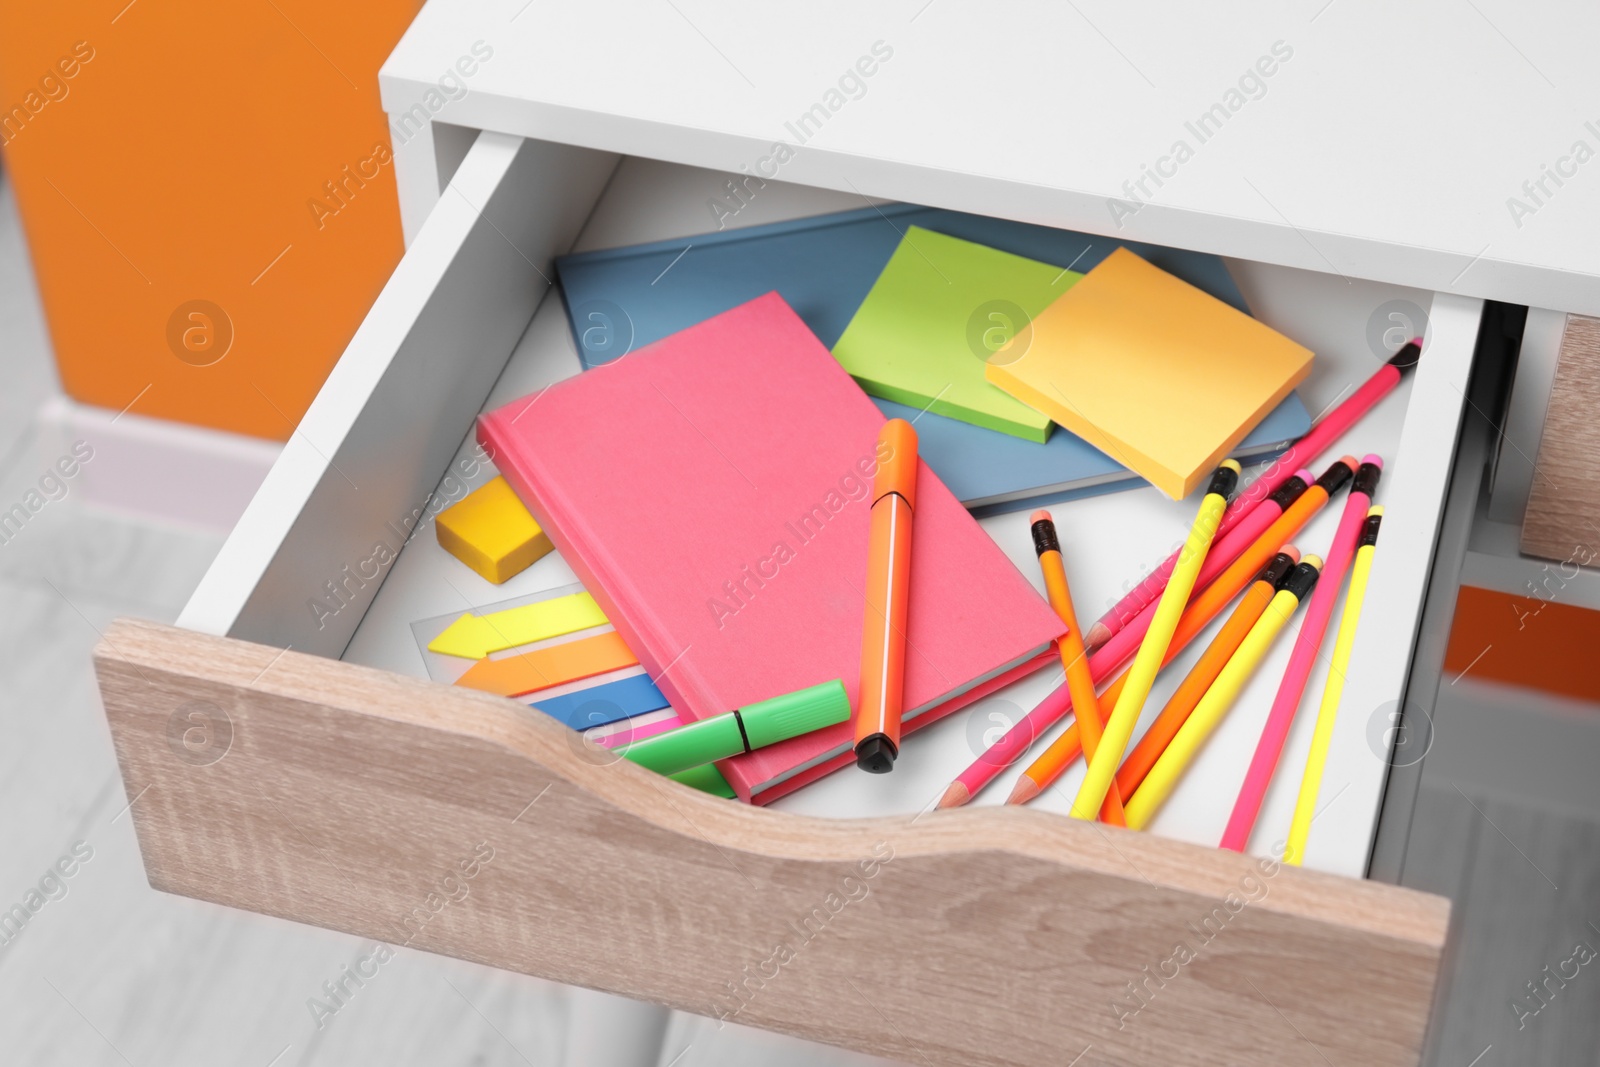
98,618,1446,1067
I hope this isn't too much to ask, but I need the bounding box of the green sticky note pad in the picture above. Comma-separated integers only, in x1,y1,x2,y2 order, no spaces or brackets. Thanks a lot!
832,226,1082,442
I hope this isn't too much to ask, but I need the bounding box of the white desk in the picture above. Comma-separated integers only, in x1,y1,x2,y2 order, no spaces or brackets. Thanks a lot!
381,0,1600,313
164,7,1596,1059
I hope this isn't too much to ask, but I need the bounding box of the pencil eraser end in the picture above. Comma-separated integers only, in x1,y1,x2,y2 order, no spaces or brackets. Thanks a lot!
1363,454,1383,468
1339,455,1359,469
1294,468,1314,484
1369,505,1385,517
1389,341,1424,371
1029,509,1052,525
1303,554,1324,570
1219,458,1242,474
1281,545,1301,563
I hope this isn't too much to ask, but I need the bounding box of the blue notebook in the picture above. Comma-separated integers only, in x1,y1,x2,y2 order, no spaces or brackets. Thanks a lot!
557,204,1310,513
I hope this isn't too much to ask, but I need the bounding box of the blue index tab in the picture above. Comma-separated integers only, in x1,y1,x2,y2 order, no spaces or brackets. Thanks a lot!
528,674,670,730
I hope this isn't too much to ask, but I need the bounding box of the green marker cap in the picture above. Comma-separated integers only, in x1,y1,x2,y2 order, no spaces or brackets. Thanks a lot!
740,679,850,748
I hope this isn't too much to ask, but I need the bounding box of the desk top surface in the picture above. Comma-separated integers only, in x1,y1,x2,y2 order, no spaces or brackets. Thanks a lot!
383,0,1600,314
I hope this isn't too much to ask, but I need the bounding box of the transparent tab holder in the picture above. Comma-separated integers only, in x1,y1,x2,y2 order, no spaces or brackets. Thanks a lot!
412,582,676,741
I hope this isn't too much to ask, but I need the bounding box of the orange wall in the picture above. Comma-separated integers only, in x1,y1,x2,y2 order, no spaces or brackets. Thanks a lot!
1,0,423,440
1445,584,1600,705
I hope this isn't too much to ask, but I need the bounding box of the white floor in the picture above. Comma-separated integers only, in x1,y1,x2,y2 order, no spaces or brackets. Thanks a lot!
6,163,1600,1065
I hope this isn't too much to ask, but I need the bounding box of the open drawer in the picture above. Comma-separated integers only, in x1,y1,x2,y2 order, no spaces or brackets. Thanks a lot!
95,131,1484,1067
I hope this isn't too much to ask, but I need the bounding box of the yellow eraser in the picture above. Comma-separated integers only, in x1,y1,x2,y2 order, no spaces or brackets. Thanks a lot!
436,475,553,584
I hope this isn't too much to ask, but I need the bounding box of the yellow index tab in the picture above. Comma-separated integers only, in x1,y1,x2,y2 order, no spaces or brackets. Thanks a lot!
428,591,608,660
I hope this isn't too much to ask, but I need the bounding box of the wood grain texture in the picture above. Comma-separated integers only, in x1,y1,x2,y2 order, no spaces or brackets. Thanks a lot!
1522,314,1600,562
94,618,1450,1067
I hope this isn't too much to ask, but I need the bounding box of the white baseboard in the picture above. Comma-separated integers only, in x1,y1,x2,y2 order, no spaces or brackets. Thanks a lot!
36,396,281,535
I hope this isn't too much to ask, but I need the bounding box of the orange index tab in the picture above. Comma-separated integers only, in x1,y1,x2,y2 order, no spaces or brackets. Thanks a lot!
454,631,638,698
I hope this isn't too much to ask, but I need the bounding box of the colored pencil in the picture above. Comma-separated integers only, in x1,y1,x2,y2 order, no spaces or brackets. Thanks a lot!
1114,550,1300,800
1005,457,1351,803
991,475,1306,807
1086,470,1314,676
1006,549,1300,806
1123,558,1322,830
943,459,1342,809
1084,339,1421,649
1006,511,1123,820
1220,457,1384,852
1285,507,1383,864
1070,461,1239,820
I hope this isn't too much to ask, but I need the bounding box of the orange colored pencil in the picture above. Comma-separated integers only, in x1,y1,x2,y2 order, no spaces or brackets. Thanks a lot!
1115,550,1298,798
1010,456,1355,800
1020,510,1123,823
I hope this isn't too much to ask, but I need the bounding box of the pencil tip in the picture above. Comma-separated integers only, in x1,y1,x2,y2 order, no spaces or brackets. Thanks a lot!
937,782,971,809
1006,777,1041,806
1083,622,1111,649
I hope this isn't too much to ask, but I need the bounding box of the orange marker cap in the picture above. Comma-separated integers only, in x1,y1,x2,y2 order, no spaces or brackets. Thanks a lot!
873,419,919,509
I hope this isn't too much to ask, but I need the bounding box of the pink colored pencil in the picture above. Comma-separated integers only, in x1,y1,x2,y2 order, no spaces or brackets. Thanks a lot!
937,680,1075,808
1084,340,1422,650
939,470,1314,806
1219,455,1383,851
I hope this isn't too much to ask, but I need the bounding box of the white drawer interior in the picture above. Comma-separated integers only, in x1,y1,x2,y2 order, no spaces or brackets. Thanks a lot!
178,131,1483,880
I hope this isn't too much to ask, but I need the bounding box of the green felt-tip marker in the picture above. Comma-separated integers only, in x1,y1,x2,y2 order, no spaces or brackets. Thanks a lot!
668,763,738,798
620,679,849,777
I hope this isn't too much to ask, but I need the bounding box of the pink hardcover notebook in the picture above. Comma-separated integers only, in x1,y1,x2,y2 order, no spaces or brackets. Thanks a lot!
479,293,1063,802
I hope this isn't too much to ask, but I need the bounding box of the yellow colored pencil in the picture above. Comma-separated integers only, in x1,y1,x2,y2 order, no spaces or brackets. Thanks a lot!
1286,507,1383,864
1124,556,1322,830
1069,460,1239,821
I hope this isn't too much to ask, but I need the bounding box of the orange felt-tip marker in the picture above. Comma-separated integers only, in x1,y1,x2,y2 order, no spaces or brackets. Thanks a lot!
856,418,919,773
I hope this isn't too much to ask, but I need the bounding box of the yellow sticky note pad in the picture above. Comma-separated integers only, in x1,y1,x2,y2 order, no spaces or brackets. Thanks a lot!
986,248,1313,499
436,475,553,584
